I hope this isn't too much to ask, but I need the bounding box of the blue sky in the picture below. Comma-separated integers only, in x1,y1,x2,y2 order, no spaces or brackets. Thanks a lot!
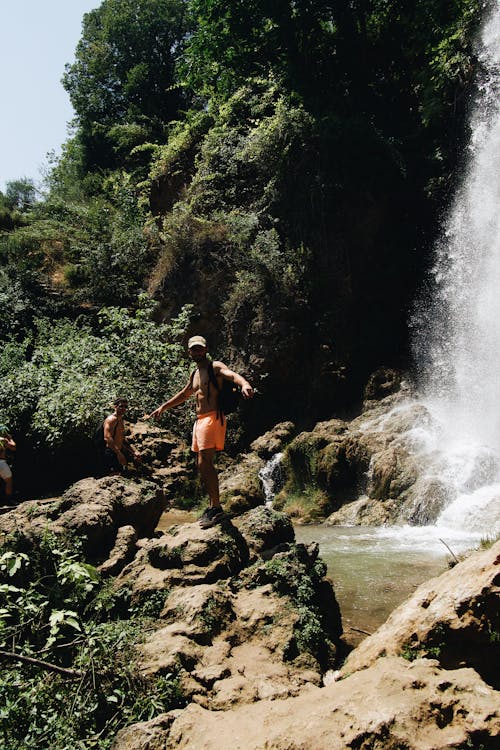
0,1,101,193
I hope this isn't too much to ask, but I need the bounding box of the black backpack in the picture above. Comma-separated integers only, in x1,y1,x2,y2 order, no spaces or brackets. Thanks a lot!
193,362,242,419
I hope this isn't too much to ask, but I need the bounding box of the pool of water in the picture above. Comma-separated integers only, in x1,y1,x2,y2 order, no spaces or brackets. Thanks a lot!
294,525,481,640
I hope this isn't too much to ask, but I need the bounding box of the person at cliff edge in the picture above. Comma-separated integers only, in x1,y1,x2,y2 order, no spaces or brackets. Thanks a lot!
146,335,254,528
103,398,142,474
0,424,16,504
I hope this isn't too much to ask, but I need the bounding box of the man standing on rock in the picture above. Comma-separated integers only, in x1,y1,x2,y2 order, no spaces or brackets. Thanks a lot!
103,398,142,475
146,336,253,528
0,424,16,504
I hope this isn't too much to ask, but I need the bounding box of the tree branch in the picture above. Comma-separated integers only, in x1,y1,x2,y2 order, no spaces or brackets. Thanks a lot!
0,649,83,678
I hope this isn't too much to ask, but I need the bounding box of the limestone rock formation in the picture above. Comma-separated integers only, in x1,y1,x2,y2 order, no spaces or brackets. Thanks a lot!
111,536,500,750
0,475,167,564
115,506,342,708
269,379,457,525
341,538,500,689
112,657,499,750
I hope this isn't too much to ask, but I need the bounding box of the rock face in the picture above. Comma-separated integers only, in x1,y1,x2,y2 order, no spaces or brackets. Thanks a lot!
111,538,500,750
113,658,499,750
272,380,454,525
0,476,167,565
115,506,343,709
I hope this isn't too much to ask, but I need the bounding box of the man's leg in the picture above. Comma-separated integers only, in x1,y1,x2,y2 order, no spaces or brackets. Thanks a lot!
4,476,13,498
197,448,221,508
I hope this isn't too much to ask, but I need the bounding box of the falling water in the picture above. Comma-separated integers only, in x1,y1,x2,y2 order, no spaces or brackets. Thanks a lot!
258,453,284,507
411,4,500,536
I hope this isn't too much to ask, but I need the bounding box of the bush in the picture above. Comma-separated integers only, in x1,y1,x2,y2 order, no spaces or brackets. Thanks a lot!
0,296,194,492
0,533,184,748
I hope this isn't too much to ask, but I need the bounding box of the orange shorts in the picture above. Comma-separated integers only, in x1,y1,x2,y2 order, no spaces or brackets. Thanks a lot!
191,412,226,453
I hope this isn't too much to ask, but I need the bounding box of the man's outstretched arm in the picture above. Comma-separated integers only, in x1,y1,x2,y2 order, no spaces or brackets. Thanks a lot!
214,362,254,399
145,380,195,420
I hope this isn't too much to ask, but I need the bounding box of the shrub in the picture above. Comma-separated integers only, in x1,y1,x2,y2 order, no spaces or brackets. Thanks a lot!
0,296,193,447
0,533,184,749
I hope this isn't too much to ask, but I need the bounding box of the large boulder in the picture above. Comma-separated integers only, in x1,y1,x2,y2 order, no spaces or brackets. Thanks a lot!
0,476,167,564
249,421,297,459
341,539,500,689
269,382,453,526
111,539,500,750
115,507,342,708
112,657,500,750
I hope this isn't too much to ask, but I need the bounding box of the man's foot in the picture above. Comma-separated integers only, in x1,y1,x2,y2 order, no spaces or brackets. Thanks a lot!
199,506,225,529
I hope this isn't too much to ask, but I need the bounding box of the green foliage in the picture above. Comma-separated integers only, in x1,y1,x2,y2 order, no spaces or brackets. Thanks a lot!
181,0,336,102
401,624,448,661
3,178,38,211
63,0,189,172
0,297,193,452
257,547,332,662
0,534,183,748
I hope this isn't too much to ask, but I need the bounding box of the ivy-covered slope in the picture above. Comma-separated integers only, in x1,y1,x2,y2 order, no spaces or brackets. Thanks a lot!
0,0,485,490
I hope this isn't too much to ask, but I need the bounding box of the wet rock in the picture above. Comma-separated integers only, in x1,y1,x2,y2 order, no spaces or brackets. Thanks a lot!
341,539,500,689
250,421,297,459
0,476,166,563
364,367,403,401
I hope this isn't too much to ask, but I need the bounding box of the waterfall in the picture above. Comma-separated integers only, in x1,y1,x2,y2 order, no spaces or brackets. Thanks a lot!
411,5,500,536
258,453,284,507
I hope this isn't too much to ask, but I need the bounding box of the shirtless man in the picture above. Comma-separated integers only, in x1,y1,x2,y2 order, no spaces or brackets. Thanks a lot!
146,336,253,528
103,398,142,474
0,424,16,503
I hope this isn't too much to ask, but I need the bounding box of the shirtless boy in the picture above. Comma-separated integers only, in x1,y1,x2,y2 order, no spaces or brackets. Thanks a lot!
0,425,16,503
146,336,253,528
103,398,142,474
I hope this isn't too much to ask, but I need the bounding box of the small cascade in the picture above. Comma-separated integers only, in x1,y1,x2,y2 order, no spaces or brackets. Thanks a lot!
258,452,284,507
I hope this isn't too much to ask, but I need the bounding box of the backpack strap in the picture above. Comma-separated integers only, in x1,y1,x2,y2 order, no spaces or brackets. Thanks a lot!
191,362,225,423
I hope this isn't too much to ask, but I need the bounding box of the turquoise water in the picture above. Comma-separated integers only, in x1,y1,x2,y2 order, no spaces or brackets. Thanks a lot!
294,525,479,639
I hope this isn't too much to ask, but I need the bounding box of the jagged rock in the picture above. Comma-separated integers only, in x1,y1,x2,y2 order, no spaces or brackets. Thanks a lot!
341,539,500,689
115,507,341,713
0,476,166,563
249,421,297,459
112,657,500,749
219,453,266,513
235,506,294,559
116,522,247,602
98,525,138,577
270,385,454,526
363,366,403,401
127,421,196,497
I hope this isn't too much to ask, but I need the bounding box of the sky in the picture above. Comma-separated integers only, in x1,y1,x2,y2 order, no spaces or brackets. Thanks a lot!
0,1,101,193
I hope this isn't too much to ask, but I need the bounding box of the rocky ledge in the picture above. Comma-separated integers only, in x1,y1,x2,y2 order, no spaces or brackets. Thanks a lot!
113,538,500,750
1,475,498,749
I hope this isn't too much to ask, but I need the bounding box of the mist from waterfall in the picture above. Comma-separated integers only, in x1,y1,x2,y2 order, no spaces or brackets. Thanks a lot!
411,4,500,536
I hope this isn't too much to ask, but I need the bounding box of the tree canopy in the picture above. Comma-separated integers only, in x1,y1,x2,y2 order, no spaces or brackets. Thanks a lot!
62,0,190,171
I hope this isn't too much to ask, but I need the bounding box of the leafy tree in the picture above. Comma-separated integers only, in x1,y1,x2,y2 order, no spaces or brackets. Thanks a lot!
63,0,190,171
0,297,193,449
181,0,336,101
4,178,38,211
